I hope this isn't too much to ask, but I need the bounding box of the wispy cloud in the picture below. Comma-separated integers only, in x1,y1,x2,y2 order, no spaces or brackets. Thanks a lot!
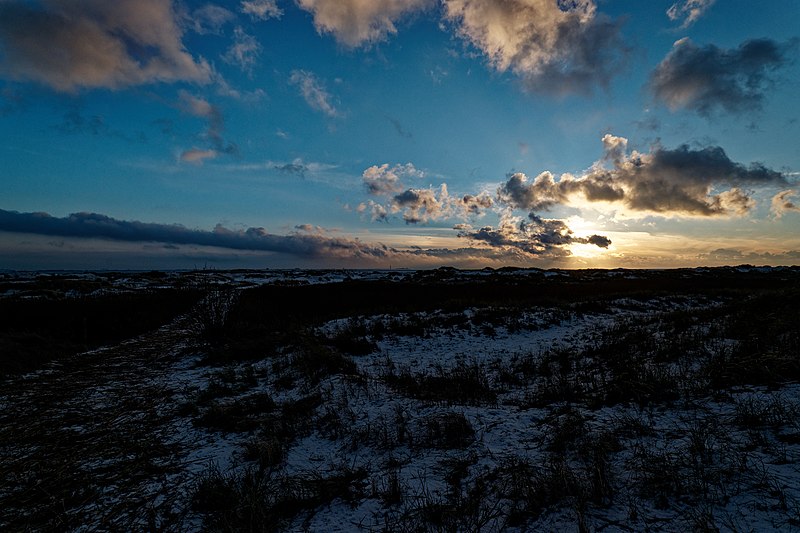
178,90,237,163
187,4,236,35
289,70,340,117
771,190,800,218
223,27,262,74
443,0,628,96
56,107,146,143
666,0,715,28
649,38,795,117
0,0,211,92
180,148,218,165
241,0,283,21
386,116,413,139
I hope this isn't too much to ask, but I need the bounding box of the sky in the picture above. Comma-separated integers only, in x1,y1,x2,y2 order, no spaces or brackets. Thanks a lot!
0,0,799,270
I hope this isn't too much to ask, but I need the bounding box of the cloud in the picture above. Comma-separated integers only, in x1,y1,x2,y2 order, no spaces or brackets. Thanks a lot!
361,162,496,224
188,4,236,34
289,69,340,117
497,134,787,217
272,160,309,177
180,148,218,164
456,212,611,257
296,0,432,48
0,208,613,266
241,0,282,21
0,209,393,260
178,90,237,161
57,107,146,142
698,248,800,264
457,193,494,216
223,158,339,178
387,116,413,138
0,0,211,92
666,0,715,28
392,186,448,224
357,200,389,222
360,163,488,224
362,163,423,195
224,27,262,73
771,190,800,218
442,0,627,95
586,234,612,248
649,37,795,117
214,75,267,102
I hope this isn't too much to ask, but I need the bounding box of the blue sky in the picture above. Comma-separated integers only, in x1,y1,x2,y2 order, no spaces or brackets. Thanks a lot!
1,0,799,269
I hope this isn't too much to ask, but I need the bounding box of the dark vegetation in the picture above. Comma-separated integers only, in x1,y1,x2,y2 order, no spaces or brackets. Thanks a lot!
186,267,800,531
2,266,800,531
0,287,201,376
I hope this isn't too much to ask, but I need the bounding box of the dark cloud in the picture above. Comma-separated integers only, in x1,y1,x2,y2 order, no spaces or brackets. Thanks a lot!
58,109,108,136
497,169,624,212
497,134,787,217
444,0,628,96
456,213,611,258
0,209,393,260
586,234,611,248
699,248,800,263
56,107,146,142
649,37,796,117
633,116,661,132
0,0,211,92
0,208,591,267
273,162,309,177
387,116,413,139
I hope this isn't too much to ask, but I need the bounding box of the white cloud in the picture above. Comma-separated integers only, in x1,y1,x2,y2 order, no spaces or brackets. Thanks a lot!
296,0,433,47
442,0,626,95
771,190,800,218
362,162,424,195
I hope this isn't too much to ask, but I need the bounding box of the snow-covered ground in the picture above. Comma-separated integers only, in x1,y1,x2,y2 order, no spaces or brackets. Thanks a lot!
2,268,800,531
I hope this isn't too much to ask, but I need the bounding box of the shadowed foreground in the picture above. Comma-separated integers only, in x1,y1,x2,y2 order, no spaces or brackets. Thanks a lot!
1,267,800,531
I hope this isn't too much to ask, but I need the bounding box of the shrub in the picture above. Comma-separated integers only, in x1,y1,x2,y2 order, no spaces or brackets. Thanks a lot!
420,411,475,449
